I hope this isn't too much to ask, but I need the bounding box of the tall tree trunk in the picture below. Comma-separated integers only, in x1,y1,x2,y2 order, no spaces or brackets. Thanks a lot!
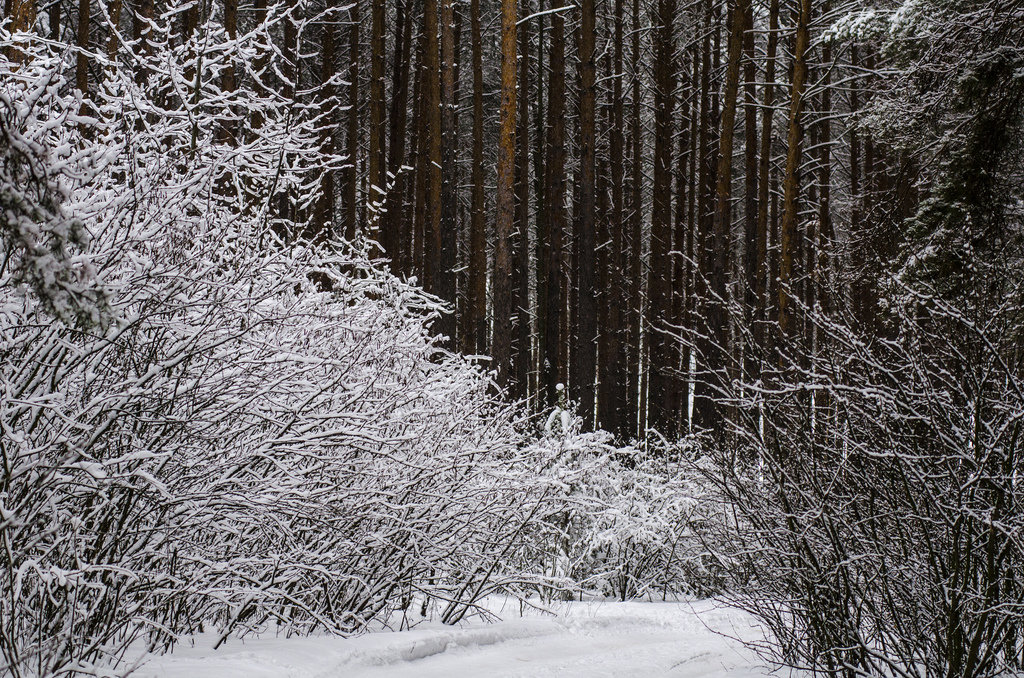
531,0,547,403
540,8,566,405
672,45,693,436
573,0,597,425
493,0,517,385
778,0,812,343
369,0,387,243
107,0,121,61
693,0,714,430
76,0,89,94
741,0,758,382
221,0,237,95
412,25,427,280
816,7,832,316
627,0,643,436
849,44,864,326
314,3,337,238
133,0,153,69
755,0,779,357
513,0,532,396
465,0,487,354
50,0,59,40
386,0,412,275
344,2,359,240
438,0,458,344
646,0,676,436
682,43,701,434
700,0,747,431
598,0,627,437
422,0,442,293
7,0,35,62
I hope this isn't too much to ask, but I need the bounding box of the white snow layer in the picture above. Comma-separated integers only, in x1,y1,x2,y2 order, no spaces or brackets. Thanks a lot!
136,599,781,677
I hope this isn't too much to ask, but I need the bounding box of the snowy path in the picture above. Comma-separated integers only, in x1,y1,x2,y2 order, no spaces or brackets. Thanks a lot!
137,599,782,678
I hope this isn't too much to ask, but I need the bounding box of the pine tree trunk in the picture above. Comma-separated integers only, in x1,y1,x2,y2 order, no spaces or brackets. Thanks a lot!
574,0,597,426
646,0,676,436
702,0,747,432
344,2,359,240
755,0,779,357
493,0,517,385
741,0,758,382
439,0,458,344
386,0,412,275
369,0,387,244
76,0,89,93
672,46,693,436
314,4,337,238
49,0,59,40
627,0,643,436
693,0,714,429
778,0,812,343
598,0,627,437
466,0,487,353
7,0,36,61
422,0,442,294
107,0,121,61
541,8,565,404
513,0,532,397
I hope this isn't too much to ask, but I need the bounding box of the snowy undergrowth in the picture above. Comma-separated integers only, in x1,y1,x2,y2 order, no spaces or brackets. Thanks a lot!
0,27,726,678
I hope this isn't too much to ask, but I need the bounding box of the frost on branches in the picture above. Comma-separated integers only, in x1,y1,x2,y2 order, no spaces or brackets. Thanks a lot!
0,25,616,678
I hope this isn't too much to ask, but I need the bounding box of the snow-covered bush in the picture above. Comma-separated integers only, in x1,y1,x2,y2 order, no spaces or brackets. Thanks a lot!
518,413,732,602
0,26,547,678
707,294,1024,677
0,10,717,675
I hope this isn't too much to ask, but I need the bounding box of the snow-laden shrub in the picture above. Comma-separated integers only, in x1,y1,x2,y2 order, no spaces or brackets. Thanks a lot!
518,413,733,602
0,28,547,678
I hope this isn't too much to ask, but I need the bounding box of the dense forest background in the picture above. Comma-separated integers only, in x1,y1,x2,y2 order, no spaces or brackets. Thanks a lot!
2,0,1024,675
5,0,1018,439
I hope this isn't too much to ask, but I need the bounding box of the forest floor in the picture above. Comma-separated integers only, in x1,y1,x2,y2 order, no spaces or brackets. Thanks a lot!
135,597,786,677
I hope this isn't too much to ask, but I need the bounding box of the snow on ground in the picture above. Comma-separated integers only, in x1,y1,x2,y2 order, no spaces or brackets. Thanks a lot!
136,598,785,678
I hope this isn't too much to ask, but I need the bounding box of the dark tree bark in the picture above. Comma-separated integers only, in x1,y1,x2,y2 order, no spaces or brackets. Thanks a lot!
107,0,120,60
221,0,237,96
50,0,59,41
646,0,676,436
815,3,833,319
540,7,566,405
438,0,458,344
421,0,442,294
385,0,412,275
778,0,812,343
672,43,695,436
343,1,359,240
412,16,427,278
531,0,547,402
626,0,643,435
693,0,714,429
313,1,337,238
700,0,748,432
741,0,758,381
369,0,387,245
681,43,701,435
598,0,628,437
756,0,779,354
513,0,532,397
573,0,597,425
849,45,865,326
7,0,35,61
76,0,88,93
465,0,487,354
493,0,517,385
